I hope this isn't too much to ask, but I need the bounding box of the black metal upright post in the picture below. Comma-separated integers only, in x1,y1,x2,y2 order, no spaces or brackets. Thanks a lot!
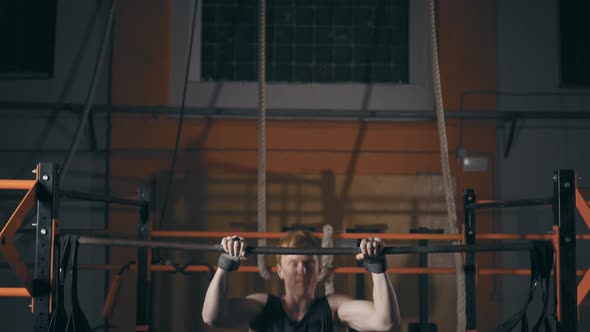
33,162,58,332
553,170,577,332
464,188,477,332
136,186,150,332
408,227,441,332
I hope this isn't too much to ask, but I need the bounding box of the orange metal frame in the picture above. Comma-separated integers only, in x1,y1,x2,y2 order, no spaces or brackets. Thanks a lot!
0,166,56,324
147,194,589,329
2,170,590,332
0,180,36,190
0,178,38,296
0,287,31,297
575,188,590,313
79,263,589,276
553,224,562,321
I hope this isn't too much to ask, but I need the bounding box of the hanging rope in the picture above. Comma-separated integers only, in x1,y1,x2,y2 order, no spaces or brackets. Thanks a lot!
257,0,271,280
319,224,334,295
427,0,466,331
61,0,117,182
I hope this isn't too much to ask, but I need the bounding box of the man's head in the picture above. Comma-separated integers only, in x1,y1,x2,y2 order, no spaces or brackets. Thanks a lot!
276,230,321,298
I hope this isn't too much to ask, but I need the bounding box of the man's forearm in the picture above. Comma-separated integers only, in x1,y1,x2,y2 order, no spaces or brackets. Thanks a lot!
202,269,231,326
372,273,401,329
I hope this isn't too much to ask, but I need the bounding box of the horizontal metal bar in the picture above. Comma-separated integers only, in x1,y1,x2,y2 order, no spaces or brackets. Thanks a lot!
76,236,535,254
1,263,587,276
3,101,590,121
0,287,30,297
475,233,590,241
61,190,147,207
467,197,553,209
78,265,590,276
0,180,36,190
151,231,462,241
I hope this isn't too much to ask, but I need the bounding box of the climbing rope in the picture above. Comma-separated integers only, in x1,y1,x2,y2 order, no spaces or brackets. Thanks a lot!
257,0,271,280
319,224,335,295
427,0,466,330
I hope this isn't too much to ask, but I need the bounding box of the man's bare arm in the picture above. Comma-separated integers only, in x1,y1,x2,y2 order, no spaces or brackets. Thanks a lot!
202,268,266,328
336,272,400,331
202,236,265,328
335,238,401,331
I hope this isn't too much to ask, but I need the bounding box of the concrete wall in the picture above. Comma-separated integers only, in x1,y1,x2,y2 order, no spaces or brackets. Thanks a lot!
4,0,590,330
496,0,590,330
0,0,111,330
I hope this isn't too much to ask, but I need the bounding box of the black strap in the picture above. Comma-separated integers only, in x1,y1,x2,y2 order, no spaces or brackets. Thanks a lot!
363,255,388,274
491,280,536,332
218,253,241,271
530,241,554,332
66,235,93,332
48,236,72,332
492,241,554,332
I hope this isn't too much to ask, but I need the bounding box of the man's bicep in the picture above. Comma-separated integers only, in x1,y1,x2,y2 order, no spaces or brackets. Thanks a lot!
223,294,266,328
337,299,381,331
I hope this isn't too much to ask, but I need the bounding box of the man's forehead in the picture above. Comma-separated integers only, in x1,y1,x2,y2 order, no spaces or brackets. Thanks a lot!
282,254,317,262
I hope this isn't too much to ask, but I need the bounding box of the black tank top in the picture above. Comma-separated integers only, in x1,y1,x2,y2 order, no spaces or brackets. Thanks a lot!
249,294,334,332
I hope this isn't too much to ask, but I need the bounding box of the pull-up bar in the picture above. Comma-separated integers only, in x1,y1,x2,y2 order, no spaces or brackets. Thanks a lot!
77,235,536,255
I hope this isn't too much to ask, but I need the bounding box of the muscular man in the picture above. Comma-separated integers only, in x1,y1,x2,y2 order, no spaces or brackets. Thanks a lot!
202,229,400,331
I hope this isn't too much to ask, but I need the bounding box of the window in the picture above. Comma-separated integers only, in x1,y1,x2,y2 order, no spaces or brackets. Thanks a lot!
559,0,590,88
201,0,409,83
0,0,58,79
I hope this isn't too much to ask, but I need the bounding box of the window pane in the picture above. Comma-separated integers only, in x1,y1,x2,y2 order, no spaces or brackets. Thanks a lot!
201,0,409,83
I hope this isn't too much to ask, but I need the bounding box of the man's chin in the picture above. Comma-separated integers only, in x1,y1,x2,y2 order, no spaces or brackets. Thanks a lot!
292,284,315,296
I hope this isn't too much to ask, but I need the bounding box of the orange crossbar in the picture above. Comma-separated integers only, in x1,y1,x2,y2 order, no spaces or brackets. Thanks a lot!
578,269,590,307
477,234,554,240
575,188,590,315
151,231,462,241
83,264,457,274
479,269,586,276
0,180,36,190
553,225,561,321
576,188,590,230
77,264,589,276
0,183,37,293
171,266,460,274
476,233,590,240
0,287,30,297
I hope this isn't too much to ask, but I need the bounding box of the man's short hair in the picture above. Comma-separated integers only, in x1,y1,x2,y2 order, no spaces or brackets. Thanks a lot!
276,229,320,265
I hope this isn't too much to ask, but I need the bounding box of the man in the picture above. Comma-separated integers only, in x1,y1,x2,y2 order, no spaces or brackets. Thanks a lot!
202,229,401,331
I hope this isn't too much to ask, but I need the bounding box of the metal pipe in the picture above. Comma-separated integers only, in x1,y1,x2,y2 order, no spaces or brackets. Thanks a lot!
76,235,535,254
467,197,553,209
151,231,462,241
61,190,147,207
459,90,590,113
4,101,590,120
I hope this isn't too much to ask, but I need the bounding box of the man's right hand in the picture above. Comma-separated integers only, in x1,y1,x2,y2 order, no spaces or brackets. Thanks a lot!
220,235,248,260
217,236,248,271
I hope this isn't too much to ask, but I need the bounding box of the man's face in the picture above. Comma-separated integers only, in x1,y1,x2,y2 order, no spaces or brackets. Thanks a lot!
277,254,319,297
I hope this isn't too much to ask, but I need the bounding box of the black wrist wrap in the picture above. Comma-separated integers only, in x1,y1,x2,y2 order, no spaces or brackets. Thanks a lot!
218,253,241,271
363,255,387,273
